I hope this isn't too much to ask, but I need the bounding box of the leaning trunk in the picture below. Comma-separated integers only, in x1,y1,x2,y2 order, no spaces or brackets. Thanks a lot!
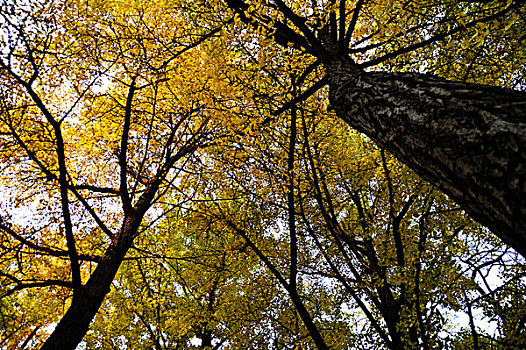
40,217,139,350
327,58,526,256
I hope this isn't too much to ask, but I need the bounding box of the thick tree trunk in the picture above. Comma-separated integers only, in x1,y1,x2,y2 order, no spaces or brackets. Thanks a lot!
40,216,139,350
326,58,526,256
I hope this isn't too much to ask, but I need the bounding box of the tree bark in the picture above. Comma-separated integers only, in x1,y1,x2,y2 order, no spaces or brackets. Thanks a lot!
326,57,526,256
40,214,141,350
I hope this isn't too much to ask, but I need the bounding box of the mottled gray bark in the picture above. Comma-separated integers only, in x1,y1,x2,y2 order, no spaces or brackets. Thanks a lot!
327,57,526,256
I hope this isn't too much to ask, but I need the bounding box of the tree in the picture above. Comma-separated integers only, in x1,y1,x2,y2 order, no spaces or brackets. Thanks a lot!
1,0,525,349
193,91,525,349
169,81,524,349
224,0,526,256
159,21,524,345
0,0,229,348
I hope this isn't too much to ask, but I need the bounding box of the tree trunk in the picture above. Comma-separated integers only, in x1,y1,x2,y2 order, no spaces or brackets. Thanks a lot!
40,217,139,350
326,57,526,256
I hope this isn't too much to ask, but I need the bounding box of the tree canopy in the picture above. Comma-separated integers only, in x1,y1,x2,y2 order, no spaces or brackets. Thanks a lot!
225,0,526,256
0,0,524,349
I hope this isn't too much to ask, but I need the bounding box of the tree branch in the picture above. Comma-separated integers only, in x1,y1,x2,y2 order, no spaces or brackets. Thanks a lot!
287,103,298,289
119,77,137,212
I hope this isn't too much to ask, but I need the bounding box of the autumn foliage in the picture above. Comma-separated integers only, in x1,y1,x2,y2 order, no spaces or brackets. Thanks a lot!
0,0,525,349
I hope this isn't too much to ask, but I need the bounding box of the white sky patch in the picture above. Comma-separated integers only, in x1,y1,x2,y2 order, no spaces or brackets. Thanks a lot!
190,336,201,346
91,73,113,94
